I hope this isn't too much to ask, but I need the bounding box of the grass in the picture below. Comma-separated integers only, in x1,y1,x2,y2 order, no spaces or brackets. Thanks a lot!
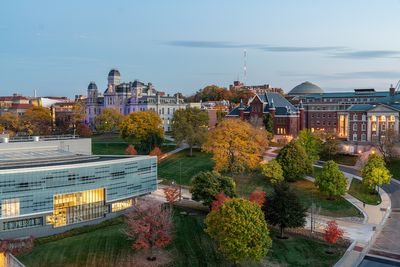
158,148,214,185
92,142,176,155
234,171,361,218
348,179,381,205
290,179,362,218
387,158,400,180
321,154,359,166
19,210,345,267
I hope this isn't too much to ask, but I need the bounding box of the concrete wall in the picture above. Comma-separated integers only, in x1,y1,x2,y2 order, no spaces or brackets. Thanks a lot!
0,138,92,155
0,253,25,267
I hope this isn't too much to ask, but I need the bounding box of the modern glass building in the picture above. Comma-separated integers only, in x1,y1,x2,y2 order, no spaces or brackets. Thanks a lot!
0,138,157,238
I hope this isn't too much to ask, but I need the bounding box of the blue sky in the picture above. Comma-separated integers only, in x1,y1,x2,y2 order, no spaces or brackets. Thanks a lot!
1,0,400,97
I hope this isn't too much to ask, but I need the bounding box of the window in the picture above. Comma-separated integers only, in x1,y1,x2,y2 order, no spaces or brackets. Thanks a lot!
353,123,358,131
362,124,366,131
361,134,366,141
353,134,358,141
111,199,133,212
353,114,358,121
372,122,377,131
362,115,366,121
1,199,20,218
382,124,386,131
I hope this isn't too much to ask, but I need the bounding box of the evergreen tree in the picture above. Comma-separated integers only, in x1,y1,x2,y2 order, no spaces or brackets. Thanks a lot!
263,182,307,238
263,113,274,133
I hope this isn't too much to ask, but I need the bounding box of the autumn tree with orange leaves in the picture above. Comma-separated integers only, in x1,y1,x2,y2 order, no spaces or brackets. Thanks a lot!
125,145,137,155
163,186,180,205
203,119,269,173
125,202,173,261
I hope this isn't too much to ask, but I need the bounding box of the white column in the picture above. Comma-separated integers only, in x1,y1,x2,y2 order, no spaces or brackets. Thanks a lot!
395,115,399,134
385,115,388,133
376,115,379,141
367,116,371,142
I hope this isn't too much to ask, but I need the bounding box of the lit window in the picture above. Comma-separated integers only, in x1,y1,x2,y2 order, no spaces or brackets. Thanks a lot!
111,199,133,212
1,199,20,218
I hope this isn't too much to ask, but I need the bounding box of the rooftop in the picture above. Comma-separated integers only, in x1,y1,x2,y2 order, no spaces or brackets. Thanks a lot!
0,149,149,170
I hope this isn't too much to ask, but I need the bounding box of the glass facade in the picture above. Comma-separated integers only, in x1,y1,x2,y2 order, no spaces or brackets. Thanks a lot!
111,199,133,212
0,156,157,230
47,188,106,227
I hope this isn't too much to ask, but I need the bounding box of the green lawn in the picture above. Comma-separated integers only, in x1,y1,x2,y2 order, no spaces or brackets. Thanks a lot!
92,142,176,155
321,154,358,166
234,171,361,218
348,179,381,205
290,179,362,218
387,158,400,180
19,210,345,267
158,148,214,185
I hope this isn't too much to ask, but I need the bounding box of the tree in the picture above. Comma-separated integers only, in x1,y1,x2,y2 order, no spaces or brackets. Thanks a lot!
163,186,180,205
205,198,272,265
0,112,20,134
120,111,164,154
249,191,266,207
263,182,307,238
149,147,162,162
172,107,209,156
203,119,269,173
362,154,391,193
315,161,348,199
22,107,52,135
297,129,322,162
211,192,230,211
321,134,339,160
276,141,312,182
376,129,399,162
260,159,284,184
125,202,173,261
0,124,4,133
94,108,123,134
190,171,236,207
263,113,274,133
324,220,344,253
125,145,137,155
76,123,92,138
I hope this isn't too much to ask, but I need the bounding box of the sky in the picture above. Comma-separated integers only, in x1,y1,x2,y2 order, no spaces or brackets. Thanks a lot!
1,0,400,98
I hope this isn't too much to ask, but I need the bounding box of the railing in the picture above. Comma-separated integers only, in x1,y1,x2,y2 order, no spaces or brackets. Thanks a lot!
8,134,80,143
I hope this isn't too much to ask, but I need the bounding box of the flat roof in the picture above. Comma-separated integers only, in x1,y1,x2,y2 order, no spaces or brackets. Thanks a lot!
0,149,148,170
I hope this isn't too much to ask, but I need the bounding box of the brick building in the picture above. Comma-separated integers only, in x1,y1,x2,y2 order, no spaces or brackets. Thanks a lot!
227,92,304,142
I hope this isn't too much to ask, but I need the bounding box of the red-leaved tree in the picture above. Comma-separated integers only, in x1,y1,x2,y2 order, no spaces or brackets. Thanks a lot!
249,191,266,207
211,192,230,212
163,186,180,205
149,147,162,161
125,202,173,261
76,123,92,138
125,145,137,155
324,220,344,253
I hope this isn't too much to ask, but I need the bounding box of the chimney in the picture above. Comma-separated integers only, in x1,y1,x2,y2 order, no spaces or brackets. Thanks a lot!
390,84,396,96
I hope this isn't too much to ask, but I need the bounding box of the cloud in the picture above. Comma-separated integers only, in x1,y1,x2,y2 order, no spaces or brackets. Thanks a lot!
335,70,400,79
163,40,343,52
332,50,400,59
260,46,345,52
163,40,243,48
